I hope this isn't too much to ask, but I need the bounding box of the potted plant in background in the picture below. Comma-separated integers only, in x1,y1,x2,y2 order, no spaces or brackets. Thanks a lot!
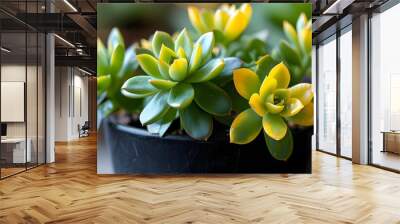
97,3,313,174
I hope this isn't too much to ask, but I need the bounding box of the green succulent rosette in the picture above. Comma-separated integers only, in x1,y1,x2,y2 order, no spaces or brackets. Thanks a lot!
273,14,312,85
229,56,313,161
121,28,242,139
97,28,143,125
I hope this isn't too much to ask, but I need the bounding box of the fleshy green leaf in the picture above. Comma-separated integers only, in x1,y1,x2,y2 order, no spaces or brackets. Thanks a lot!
193,82,232,116
195,32,214,62
110,44,124,76
264,128,293,161
97,39,109,76
255,55,276,80
147,108,177,136
121,76,158,97
169,58,188,81
152,31,174,57
223,82,249,113
287,102,314,126
283,21,299,48
107,28,125,55
280,98,304,117
117,46,138,78
262,113,287,141
279,41,301,65
186,58,224,83
189,44,203,73
200,10,214,30
249,93,268,117
233,68,260,100
149,79,177,90
175,28,193,58
224,11,249,42
214,57,242,85
159,44,177,64
179,103,213,140
97,100,115,129
139,91,170,125
157,60,171,80
296,14,307,33
214,9,229,31
289,84,313,106
167,83,194,109
266,102,285,114
230,108,262,144
136,54,163,79
97,75,111,93
265,62,290,89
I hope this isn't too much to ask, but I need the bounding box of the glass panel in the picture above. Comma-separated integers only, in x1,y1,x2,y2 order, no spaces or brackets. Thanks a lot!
27,30,38,169
339,29,352,158
371,4,400,171
38,32,45,165
1,30,27,177
312,46,317,151
317,36,337,154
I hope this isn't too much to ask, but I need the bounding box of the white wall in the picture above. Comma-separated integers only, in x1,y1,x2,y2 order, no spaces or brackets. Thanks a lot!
54,67,89,141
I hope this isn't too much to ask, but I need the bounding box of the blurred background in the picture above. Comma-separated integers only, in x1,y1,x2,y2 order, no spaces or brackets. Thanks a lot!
97,3,311,48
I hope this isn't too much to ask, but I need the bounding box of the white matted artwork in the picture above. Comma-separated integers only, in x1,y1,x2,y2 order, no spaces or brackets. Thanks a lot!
1,81,25,122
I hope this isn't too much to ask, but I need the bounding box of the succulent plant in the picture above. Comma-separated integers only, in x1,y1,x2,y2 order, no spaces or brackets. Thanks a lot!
188,3,252,44
97,28,142,124
229,57,313,160
121,28,242,139
273,13,312,85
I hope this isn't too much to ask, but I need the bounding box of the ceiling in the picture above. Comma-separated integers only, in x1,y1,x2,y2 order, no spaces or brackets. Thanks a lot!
0,0,393,73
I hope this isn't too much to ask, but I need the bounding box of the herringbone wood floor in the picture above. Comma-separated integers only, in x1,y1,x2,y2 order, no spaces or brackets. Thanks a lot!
1,135,400,224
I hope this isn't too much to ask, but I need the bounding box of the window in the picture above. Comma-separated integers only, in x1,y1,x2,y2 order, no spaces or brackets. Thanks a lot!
339,28,352,158
317,36,337,154
370,3,400,171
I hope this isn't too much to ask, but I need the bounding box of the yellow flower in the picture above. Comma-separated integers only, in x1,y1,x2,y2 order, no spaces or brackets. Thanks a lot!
188,4,252,42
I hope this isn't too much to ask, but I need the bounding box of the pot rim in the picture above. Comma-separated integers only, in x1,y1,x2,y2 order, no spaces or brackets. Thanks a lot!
108,116,229,144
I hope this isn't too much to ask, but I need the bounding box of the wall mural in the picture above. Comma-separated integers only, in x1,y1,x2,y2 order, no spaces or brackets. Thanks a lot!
97,3,313,174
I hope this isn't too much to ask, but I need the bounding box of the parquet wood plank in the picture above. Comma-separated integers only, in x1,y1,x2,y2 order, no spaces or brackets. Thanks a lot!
0,135,399,223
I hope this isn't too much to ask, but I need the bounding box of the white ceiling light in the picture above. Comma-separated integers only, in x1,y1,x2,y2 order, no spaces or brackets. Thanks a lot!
63,0,78,12
54,34,75,48
323,0,355,15
1,47,11,53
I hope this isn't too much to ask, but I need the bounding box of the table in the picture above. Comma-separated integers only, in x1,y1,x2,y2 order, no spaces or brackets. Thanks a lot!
1,138,31,163
381,131,400,154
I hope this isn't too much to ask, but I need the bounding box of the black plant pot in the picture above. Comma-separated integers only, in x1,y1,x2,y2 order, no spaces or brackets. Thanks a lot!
97,116,312,174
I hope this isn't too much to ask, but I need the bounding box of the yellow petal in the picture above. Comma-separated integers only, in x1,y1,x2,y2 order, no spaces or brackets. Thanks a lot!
259,77,277,101
159,44,177,63
230,108,262,144
239,3,252,20
177,47,187,59
200,10,214,31
214,9,229,31
169,58,188,81
249,93,268,117
287,102,314,126
283,21,299,47
299,27,312,54
233,68,261,100
289,83,313,105
280,98,304,117
224,11,249,41
189,44,202,73
188,7,207,33
263,113,287,141
265,62,290,89
265,102,284,114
